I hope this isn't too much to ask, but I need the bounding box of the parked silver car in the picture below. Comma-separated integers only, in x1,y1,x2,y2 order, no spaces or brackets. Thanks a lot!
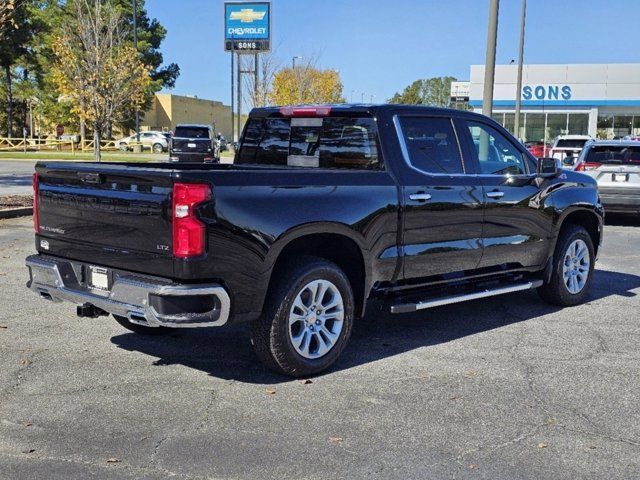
575,140,640,213
116,131,168,153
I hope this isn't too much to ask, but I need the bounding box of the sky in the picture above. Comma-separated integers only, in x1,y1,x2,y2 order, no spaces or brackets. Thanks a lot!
146,0,640,106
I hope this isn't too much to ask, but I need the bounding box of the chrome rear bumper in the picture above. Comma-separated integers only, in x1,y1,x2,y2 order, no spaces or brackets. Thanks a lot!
25,254,230,328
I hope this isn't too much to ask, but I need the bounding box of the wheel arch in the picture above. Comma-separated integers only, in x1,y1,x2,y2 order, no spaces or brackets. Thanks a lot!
263,224,371,318
554,206,603,258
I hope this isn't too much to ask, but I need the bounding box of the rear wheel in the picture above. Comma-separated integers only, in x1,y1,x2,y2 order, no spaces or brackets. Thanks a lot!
152,143,164,153
118,142,128,151
250,256,354,377
538,224,594,306
113,314,171,336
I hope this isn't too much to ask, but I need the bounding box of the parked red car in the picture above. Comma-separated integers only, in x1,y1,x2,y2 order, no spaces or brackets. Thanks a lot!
525,141,551,158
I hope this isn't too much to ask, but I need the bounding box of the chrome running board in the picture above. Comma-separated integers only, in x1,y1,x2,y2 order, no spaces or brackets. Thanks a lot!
390,280,543,314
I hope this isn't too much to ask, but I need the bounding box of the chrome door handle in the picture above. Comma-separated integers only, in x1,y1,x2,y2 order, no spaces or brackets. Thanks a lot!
486,191,505,199
409,193,432,201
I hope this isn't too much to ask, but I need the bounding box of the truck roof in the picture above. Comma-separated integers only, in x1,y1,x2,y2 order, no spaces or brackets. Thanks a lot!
249,103,474,119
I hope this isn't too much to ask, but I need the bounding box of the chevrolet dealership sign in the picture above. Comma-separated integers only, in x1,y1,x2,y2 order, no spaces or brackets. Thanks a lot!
224,2,271,52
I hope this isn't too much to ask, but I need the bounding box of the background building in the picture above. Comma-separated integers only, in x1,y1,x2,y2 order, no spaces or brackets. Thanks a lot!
141,93,235,139
466,63,640,143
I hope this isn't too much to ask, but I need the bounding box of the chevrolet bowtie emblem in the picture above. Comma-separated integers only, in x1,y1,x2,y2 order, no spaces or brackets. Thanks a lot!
230,9,266,23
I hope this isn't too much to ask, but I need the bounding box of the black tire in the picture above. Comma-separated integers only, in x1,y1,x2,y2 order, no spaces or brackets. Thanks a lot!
538,224,595,306
113,314,172,336
118,143,128,151
250,256,354,377
152,143,164,153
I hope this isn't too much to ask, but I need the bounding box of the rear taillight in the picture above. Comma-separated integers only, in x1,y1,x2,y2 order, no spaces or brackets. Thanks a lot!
172,183,211,258
33,172,39,233
576,162,601,171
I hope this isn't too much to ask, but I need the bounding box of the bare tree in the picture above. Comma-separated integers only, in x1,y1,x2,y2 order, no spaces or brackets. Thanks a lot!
240,49,281,110
51,0,149,161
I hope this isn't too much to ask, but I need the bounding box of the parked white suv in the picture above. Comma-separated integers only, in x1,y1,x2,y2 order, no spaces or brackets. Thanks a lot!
550,135,592,167
116,131,168,153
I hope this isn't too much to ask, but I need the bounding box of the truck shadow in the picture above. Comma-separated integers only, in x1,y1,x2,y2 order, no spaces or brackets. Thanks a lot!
110,268,640,384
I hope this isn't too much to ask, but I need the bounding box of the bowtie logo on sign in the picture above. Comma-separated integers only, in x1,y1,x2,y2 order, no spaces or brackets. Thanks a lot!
522,85,572,101
224,2,271,52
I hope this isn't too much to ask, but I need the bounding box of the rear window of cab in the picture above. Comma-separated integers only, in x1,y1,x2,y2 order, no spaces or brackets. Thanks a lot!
237,116,381,170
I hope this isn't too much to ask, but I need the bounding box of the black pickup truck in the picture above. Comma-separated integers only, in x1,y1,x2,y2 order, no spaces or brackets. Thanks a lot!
26,105,604,377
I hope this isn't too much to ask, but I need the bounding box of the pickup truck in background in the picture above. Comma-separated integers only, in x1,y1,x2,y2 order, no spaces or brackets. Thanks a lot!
26,104,604,377
169,124,219,163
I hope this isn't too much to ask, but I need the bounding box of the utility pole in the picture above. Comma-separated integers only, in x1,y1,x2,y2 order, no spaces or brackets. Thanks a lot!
514,0,527,140
292,56,302,104
254,54,259,107
482,0,500,118
133,0,139,142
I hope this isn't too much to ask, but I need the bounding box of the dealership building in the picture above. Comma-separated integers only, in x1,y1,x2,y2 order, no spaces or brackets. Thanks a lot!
460,63,640,143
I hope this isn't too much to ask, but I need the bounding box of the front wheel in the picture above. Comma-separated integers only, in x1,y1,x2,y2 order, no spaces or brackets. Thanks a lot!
250,256,354,377
152,143,164,153
538,224,595,306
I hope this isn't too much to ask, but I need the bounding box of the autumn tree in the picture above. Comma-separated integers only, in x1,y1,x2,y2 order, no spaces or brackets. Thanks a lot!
389,76,457,107
51,0,150,161
269,65,344,105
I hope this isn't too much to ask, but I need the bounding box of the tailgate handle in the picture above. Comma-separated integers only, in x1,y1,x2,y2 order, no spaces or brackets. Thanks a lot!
78,172,103,184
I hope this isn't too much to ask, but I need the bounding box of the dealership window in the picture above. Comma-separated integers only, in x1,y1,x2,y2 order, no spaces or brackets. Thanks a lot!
526,113,546,143
613,115,633,138
568,114,589,136
503,113,525,139
546,113,568,140
597,114,614,139
633,116,640,136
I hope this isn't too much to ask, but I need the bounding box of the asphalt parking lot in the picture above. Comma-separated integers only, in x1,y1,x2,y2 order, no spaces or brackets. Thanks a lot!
1,215,639,479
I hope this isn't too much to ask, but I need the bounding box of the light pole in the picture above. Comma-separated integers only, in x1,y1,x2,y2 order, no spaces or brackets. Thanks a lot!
361,92,365,103
370,94,375,103
350,90,356,103
133,0,139,143
514,0,527,140
292,56,302,104
482,0,500,118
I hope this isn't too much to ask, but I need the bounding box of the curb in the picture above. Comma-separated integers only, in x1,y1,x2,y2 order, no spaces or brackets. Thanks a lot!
0,207,32,219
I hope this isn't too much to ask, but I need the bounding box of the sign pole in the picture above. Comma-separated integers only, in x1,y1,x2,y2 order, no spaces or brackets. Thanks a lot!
514,0,527,139
237,52,242,142
231,40,235,144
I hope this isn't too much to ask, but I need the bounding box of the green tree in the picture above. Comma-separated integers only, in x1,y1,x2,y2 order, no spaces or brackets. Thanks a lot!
0,0,42,137
389,76,457,107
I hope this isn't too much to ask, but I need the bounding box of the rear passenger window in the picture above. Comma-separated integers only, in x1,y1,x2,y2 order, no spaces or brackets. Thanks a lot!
237,117,380,169
398,117,463,174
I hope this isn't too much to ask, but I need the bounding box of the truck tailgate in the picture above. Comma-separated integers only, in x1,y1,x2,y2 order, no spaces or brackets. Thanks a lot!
35,162,174,272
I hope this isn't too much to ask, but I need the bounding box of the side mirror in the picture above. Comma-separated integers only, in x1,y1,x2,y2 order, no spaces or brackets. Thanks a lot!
537,157,561,177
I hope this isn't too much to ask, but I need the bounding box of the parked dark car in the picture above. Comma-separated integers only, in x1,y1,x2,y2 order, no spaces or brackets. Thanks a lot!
169,124,219,162
26,104,603,377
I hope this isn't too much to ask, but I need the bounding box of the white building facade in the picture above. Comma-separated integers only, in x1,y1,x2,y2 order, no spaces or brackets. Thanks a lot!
467,63,640,143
